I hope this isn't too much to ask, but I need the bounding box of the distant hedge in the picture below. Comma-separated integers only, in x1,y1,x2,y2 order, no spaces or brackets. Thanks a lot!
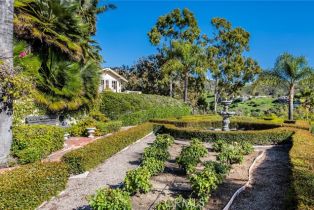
63,123,155,174
12,125,65,164
158,124,294,145
288,129,314,209
99,92,191,125
0,162,69,210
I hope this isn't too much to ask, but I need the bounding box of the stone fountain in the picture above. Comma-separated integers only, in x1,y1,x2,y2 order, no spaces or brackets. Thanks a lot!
219,100,235,131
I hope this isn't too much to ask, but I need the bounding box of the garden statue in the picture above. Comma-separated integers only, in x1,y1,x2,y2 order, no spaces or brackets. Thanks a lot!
87,127,96,138
219,100,235,131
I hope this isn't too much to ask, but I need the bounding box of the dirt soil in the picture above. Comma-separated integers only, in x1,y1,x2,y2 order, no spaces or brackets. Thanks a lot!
131,140,261,210
230,145,291,210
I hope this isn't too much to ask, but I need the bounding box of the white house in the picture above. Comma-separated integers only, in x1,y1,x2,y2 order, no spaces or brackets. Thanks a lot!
99,68,128,93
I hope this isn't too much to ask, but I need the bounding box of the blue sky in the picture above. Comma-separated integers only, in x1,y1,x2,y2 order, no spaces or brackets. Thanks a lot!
94,1,314,69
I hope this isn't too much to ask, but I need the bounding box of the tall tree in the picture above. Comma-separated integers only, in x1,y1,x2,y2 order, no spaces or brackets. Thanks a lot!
257,53,313,120
207,18,261,112
0,0,14,164
148,8,201,101
162,40,208,102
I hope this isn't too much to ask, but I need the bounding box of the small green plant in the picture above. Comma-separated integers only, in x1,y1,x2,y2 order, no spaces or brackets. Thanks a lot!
189,166,219,200
204,161,231,182
217,144,244,164
88,188,131,210
124,167,152,194
176,139,207,173
153,134,175,149
240,141,254,155
212,140,227,152
143,146,170,162
142,157,165,176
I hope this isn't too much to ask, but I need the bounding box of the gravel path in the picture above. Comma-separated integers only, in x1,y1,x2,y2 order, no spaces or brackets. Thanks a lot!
230,145,291,210
38,133,156,210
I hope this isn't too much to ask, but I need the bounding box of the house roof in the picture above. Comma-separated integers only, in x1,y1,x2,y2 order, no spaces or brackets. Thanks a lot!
102,68,128,82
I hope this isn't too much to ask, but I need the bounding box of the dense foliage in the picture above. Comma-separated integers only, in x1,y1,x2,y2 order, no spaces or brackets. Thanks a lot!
99,92,191,125
89,188,132,210
124,167,152,194
63,123,154,174
12,125,64,163
0,162,69,209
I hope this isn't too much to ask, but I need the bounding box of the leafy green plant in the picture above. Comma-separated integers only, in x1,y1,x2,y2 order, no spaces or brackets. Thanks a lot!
176,139,207,173
204,161,231,182
88,188,131,210
153,134,175,149
95,120,122,136
142,157,165,176
90,111,108,122
240,141,254,155
143,146,170,162
124,167,152,195
212,140,226,152
12,125,64,164
189,166,219,200
217,144,244,164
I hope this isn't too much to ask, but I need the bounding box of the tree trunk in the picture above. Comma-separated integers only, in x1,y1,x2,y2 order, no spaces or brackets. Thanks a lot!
288,84,295,121
0,0,14,165
214,78,219,113
183,71,188,103
169,76,173,97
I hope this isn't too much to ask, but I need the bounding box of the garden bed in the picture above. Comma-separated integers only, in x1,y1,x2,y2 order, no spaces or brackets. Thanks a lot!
131,139,261,209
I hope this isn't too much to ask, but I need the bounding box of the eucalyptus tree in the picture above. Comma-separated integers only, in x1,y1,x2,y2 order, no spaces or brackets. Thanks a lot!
0,0,14,164
207,18,261,112
148,8,202,100
257,53,313,120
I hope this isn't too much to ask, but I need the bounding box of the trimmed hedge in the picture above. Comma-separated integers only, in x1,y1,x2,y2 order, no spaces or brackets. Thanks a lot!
288,129,314,209
99,92,191,125
63,123,155,174
12,125,65,164
159,124,294,145
0,162,69,210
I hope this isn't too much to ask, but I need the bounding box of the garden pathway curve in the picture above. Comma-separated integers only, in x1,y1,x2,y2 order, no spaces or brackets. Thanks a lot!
38,132,156,210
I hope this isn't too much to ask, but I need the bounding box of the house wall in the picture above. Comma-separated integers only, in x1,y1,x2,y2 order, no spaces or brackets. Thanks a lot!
99,72,122,93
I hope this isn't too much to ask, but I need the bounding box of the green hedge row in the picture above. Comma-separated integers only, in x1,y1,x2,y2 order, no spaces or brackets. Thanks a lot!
120,106,191,126
62,123,155,174
99,92,191,125
12,125,65,164
288,129,314,210
159,124,294,145
0,162,69,210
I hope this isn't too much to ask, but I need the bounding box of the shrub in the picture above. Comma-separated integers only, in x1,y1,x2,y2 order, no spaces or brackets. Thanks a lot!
189,166,219,200
152,134,175,149
124,167,152,195
217,143,244,164
12,125,64,164
160,124,293,145
288,129,314,209
99,92,191,125
88,188,131,210
68,116,96,136
142,157,165,176
63,123,154,174
89,111,108,122
176,139,208,173
204,161,231,182
95,120,122,136
142,146,170,162
240,141,254,155
0,162,69,209
212,140,226,152
154,196,204,210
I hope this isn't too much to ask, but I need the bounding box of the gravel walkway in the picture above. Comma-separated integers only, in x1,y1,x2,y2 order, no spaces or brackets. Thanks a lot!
38,133,156,210
230,145,291,210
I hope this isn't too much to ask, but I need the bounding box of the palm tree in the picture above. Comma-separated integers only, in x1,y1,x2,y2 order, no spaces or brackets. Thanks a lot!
257,53,313,120
162,40,208,102
0,0,14,164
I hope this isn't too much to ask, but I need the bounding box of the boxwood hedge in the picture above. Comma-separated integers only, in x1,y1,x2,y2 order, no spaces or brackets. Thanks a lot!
0,162,69,210
99,92,191,125
12,125,65,164
62,123,155,174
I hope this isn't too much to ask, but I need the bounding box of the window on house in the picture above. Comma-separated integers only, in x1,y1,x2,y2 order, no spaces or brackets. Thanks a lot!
112,81,117,91
105,80,109,89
